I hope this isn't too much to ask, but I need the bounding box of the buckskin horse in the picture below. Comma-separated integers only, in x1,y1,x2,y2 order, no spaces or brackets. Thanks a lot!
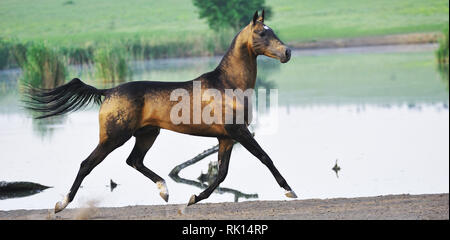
26,10,297,213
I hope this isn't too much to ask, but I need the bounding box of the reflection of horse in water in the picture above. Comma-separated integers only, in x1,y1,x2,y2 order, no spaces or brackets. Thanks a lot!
25,10,297,213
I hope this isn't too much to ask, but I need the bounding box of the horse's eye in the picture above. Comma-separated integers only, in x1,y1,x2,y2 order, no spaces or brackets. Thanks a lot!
259,31,266,37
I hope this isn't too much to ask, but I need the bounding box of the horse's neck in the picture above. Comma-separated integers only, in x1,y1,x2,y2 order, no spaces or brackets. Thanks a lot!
215,28,257,90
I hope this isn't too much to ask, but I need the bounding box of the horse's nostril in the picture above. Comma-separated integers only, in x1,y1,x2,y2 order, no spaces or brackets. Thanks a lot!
285,49,291,59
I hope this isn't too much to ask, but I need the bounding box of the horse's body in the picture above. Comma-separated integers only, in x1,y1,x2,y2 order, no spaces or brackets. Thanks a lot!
26,11,297,213
100,80,228,138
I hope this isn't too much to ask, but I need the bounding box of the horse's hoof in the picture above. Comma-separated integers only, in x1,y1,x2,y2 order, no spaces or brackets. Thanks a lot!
156,181,169,202
187,195,197,206
285,190,298,198
160,192,169,202
54,195,69,213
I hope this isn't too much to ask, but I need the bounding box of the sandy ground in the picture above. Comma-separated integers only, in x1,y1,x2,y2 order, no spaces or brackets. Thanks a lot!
0,193,448,220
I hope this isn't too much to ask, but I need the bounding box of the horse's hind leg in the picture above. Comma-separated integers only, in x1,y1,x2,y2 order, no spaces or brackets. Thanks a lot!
188,137,234,206
226,125,297,198
125,126,168,202
54,135,131,213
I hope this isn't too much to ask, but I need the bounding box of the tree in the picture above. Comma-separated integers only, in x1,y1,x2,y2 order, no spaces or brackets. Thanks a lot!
192,0,272,32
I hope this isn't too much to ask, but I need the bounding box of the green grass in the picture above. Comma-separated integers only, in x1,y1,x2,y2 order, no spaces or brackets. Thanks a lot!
0,0,207,46
268,0,449,42
0,0,448,46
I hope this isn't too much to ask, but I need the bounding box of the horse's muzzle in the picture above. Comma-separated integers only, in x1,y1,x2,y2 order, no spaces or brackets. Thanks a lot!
280,48,291,63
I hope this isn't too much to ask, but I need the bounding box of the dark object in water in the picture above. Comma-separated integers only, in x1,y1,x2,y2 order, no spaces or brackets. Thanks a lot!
170,141,258,203
332,159,341,178
0,181,51,200
110,179,118,192
197,161,219,186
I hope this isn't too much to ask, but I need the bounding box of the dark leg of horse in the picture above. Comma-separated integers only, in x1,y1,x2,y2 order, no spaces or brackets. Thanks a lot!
126,126,169,202
54,135,131,213
226,125,297,198
188,137,234,206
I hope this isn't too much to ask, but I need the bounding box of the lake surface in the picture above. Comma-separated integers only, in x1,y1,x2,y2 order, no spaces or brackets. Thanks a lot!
0,44,448,210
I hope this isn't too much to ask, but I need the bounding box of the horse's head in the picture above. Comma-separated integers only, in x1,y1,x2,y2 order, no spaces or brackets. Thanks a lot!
248,10,291,63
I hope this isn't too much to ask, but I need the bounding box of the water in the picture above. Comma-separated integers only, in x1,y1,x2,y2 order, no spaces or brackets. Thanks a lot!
0,44,448,210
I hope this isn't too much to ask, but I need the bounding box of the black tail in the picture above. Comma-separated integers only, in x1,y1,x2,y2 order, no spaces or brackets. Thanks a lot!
23,78,107,119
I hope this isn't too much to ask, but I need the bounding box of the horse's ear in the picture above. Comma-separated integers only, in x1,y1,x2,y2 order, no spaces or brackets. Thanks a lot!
252,11,258,25
256,9,264,23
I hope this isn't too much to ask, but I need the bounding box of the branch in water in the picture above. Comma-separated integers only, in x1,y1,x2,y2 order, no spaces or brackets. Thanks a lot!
169,133,255,177
169,133,257,202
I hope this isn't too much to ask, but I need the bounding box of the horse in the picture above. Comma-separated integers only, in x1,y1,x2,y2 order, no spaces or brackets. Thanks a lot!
25,10,297,213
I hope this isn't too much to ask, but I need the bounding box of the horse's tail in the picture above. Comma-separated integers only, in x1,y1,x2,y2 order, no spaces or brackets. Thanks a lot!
23,78,108,119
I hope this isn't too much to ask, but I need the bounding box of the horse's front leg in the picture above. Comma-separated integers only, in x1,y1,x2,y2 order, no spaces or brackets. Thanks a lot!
225,124,297,198
188,137,234,206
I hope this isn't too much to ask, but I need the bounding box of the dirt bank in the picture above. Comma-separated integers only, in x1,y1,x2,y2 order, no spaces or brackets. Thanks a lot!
0,193,448,220
289,32,440,50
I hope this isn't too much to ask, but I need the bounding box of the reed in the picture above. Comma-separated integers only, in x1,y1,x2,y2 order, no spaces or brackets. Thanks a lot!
0,38,10,69
1,30,234,71
94,45,131,84
20,42,67,89
0,38,27,70
122,31,232,60
436,27,449,64
436,27,449,85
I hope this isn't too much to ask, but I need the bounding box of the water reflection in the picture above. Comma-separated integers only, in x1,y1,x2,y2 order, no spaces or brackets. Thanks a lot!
0,69,68,138
332,160,341,178
437,62,449,90
0,181,51,200
108,179,118,192
255,59,279,108
29,116,66,139
169,142,258,202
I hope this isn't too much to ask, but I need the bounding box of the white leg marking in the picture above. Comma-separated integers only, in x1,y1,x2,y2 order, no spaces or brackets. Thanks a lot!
156,181,169,202
285,190,298,198
54,195,69,213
